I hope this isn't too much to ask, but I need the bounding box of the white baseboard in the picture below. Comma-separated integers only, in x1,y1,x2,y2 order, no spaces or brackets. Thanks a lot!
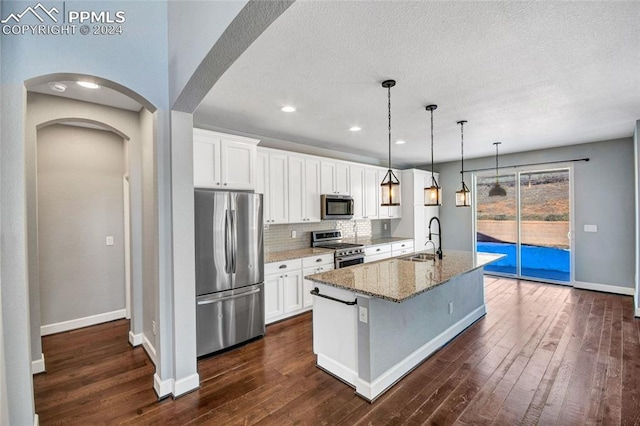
635,308,640,318
40,309,126,336
317,354,358,387
355,304,487,401
34,414,39,426
31,353,45,375
142,334,157,366
129,331,143,347
153,373,172,399
573,281,635,296
173,373,200,397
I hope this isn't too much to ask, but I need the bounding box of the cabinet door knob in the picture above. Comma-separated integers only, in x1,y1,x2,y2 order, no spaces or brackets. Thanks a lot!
223,183,227,186
216,182,220,186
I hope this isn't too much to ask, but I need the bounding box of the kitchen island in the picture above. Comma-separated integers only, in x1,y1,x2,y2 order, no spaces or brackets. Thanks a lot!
305,250,503,401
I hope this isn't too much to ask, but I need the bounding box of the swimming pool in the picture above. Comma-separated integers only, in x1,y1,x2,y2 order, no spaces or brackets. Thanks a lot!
477,242,570,282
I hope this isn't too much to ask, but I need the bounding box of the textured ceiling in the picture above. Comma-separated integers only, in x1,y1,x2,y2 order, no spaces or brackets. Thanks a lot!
194,1,640,166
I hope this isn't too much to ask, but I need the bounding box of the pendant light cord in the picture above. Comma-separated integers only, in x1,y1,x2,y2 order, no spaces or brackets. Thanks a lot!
460,121,464,184
494,142,500,184
388,85,392,170
430,109,434,182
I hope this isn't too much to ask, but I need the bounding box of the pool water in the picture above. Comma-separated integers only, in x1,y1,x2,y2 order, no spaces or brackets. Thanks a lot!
477,242,570,282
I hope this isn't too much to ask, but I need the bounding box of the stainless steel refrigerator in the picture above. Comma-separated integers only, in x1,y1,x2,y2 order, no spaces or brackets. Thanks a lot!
195,189,265,357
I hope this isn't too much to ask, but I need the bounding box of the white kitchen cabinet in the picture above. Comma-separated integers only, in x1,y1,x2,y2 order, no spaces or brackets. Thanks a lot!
378,168,402,219
193,128,258,190
257,150,289,225
391,240,414,256
321,160,350,195
364,244,392,263
363,167,380,219
265,259,302,324
350,165,365,219
302,253,335,307
264,273,284,323
283,270,303,313
288,155,321,223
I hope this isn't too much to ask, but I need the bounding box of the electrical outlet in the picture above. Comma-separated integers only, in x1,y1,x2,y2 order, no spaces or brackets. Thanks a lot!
106,236,114,246
359,306,368,323
584,224,598,233
384,223,388,230
152,320,156,336
291,230,297,238
448,302,453,315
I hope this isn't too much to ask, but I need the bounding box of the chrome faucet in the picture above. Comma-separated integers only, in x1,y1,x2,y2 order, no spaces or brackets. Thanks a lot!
428,217,443,260
424,240,437,260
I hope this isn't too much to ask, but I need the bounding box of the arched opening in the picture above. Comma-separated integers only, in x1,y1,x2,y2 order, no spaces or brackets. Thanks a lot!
24,74,159,394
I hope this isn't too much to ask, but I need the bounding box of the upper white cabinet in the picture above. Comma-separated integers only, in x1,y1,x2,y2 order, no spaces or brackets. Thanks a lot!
321,160,350,195
288,155,321,223
257,150,288,224
351,165,380,220
193,129,259,190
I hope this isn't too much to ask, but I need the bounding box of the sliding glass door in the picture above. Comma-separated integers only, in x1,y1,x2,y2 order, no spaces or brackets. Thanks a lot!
475,167,572,284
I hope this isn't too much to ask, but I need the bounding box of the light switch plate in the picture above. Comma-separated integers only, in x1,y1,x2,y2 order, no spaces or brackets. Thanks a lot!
584,224,598,233
106,236,114,246
291,230,297,238
359,306,368,323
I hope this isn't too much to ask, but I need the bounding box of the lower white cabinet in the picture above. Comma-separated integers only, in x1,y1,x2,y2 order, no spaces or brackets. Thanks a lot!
302,262,335,307
265,253,334,324
364,244,392,263
392,240,414,256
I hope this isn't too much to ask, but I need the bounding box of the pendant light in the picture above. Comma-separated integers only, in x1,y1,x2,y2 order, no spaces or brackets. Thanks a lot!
380,80,400,206
424,105,442,206
489,142,507,196
455,120,471,207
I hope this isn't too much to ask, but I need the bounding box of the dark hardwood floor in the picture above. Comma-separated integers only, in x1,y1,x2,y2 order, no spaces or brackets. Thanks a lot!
34,277,640,425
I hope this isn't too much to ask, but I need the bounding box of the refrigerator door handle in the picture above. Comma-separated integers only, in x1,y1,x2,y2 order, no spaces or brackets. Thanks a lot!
231,209,238,273
224,209,233,274
197,288,261,305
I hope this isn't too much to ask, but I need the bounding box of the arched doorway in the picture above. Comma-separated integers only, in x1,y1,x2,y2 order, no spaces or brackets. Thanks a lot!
24,74,157,383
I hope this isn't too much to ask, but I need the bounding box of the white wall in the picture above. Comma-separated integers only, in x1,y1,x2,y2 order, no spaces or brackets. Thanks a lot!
435,137,636,292
635,120,640,315
37,124,126,326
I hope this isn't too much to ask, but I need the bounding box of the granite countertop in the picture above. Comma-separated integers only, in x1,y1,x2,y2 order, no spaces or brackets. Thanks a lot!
265,247,335,264
306,250,504,303
341,236,413,247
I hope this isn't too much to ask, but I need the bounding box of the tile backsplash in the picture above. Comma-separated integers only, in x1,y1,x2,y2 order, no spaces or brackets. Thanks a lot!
264,219,391,253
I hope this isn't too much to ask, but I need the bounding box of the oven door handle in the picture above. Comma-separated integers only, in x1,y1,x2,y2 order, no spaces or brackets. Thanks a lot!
310,287,357,306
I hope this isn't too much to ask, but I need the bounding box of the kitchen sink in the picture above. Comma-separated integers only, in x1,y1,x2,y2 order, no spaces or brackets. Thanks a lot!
400,253,443,262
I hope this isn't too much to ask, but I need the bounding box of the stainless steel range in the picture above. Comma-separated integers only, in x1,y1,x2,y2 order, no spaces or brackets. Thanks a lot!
312,230,365,268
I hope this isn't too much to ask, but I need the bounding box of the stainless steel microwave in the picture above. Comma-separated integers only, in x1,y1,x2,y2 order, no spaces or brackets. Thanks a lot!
321,194,354,220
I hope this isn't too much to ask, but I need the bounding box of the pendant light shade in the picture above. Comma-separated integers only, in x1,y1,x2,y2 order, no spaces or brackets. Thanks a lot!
380,80,400,206
455,120,471,207
489,142,507,197
424,104,442,206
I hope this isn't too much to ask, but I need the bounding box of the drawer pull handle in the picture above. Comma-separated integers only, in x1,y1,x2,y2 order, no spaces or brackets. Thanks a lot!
316,258,323,262
279,265,287,269
376,248,381,252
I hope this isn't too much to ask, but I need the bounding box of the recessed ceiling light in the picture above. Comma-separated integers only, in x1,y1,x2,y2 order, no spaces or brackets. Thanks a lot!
77,81,100,89
395,140,406,145
349,126,362,132
281,106,296,112
50,82,67,92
